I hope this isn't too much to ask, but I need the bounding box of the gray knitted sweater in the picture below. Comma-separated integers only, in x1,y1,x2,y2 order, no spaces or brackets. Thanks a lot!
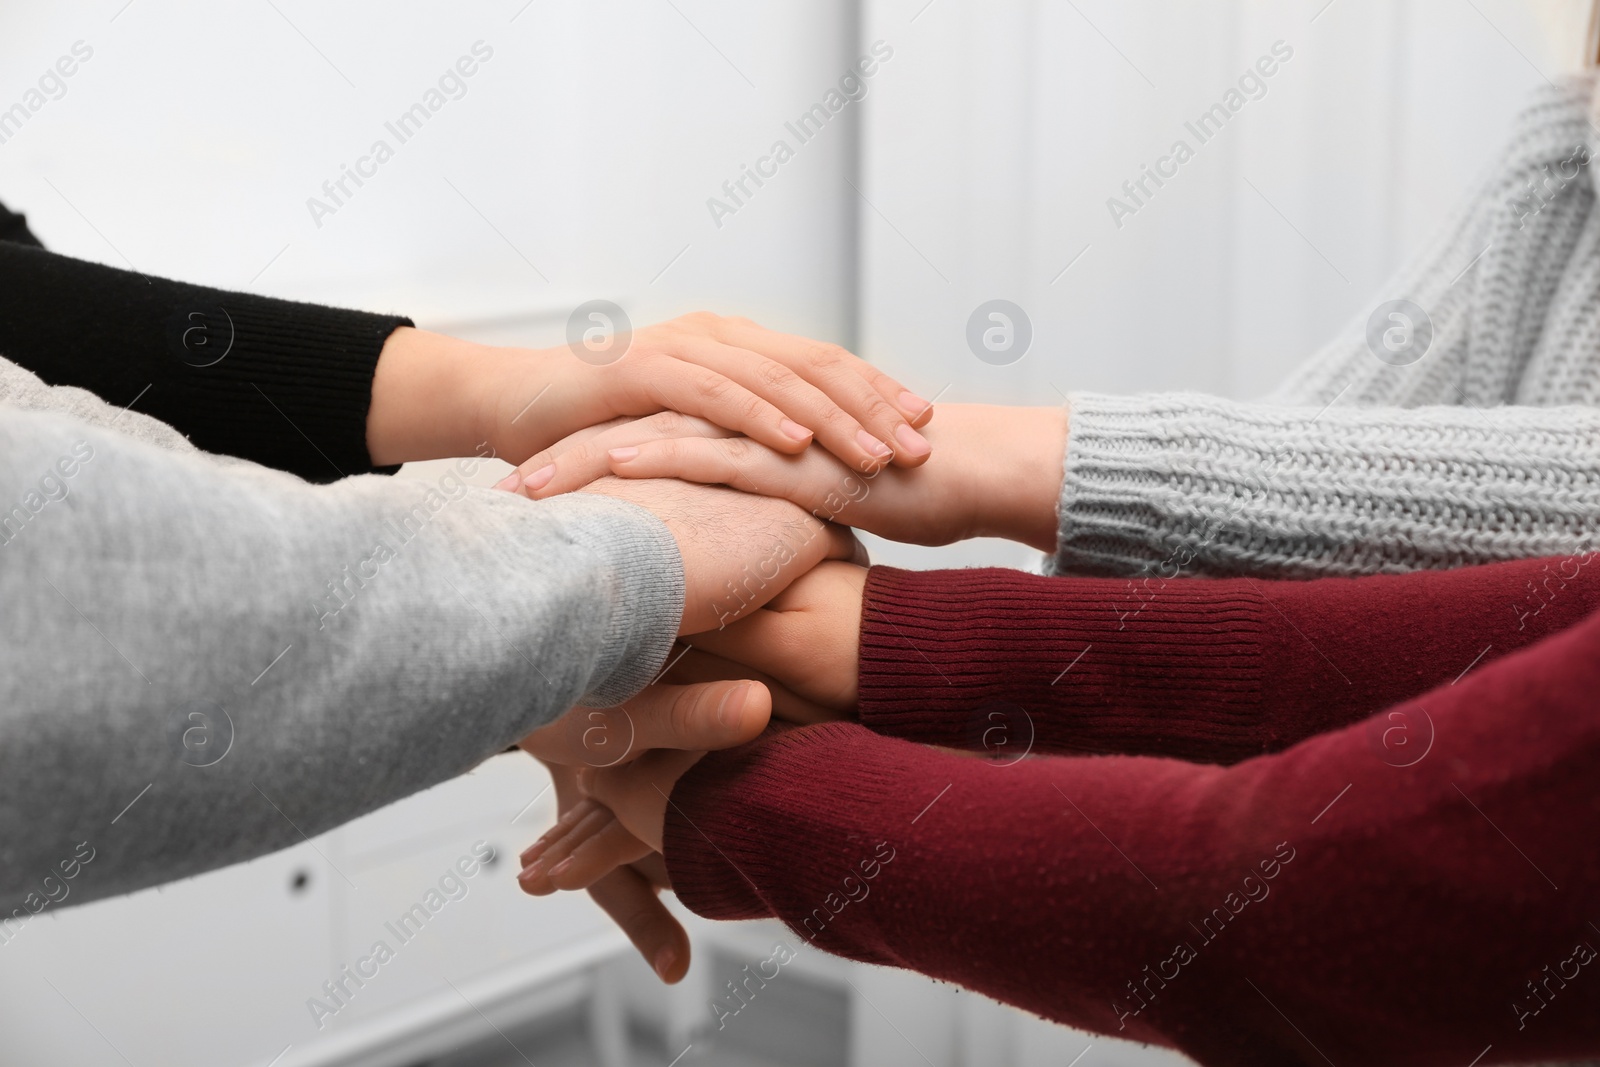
0,357,682,913
1056,75,1600,578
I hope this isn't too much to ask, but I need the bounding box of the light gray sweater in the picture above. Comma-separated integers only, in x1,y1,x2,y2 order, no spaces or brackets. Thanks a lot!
1056,75,1600,578
0,358,682,914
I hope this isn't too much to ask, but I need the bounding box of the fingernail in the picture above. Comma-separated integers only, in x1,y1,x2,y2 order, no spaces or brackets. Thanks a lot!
608,447,640,463
520,839,548,865
654,945,678,981
517,860,544,883
780,418,813,442
522,464,556,492
493,471,522,492
893,423,931,458
855,429,893,458
547,857,572,880
717,682,751,729
899,390,931,415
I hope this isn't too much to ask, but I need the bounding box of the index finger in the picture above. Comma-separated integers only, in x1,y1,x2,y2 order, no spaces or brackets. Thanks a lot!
587,864,691,983
711,318,935,461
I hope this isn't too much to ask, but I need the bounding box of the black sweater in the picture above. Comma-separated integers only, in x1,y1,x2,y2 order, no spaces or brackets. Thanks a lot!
0,201,410,482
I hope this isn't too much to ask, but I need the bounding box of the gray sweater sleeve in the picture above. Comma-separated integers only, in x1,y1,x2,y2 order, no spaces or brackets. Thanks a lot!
0,406,682,909
1052,77,1600,577
1053,392,1600,577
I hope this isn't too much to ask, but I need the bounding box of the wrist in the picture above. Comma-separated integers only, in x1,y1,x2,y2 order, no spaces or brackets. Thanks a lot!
967,404,1068,552
367,327,504,464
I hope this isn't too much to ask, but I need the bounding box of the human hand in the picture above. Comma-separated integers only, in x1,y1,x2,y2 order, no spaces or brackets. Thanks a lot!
519,676,770,768
520,745,704,885
573,476,862,634
521,717,804,896
499,404,1068,552
687,562,865,717
518,761,690,982
516,675,773,983
366,314,934,472
656,646,843,726
518,675,780,985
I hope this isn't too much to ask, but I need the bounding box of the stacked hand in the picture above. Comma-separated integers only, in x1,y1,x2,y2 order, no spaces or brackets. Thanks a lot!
367,312,936,477
503,401,1067,553
514,675,773,982
463,314,1066,984
510,559,868,979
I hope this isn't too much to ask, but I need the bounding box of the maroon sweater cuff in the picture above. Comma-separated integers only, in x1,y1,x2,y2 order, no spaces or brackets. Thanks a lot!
663,723,930,969
857,558,1600,763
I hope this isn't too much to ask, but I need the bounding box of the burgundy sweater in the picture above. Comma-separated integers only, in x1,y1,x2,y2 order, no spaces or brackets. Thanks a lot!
664,556,1600,1066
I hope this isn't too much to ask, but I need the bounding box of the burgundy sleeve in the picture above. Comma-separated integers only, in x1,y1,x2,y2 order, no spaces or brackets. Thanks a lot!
857,556,1600,764
665,606,1600,1066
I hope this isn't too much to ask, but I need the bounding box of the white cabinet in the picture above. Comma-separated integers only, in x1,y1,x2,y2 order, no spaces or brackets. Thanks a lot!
0,839,333,1067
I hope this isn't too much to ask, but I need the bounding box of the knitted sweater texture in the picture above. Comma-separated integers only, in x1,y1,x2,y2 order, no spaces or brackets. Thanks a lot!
1057,76,1600,577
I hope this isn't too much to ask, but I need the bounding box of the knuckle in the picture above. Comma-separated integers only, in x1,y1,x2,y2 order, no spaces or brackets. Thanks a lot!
740,392,772,423
645,410,693,436
806,342,854,372
699,374,738,405
719,437,756,462
614,897,658,931
813,402,859,432
858,391,899,425
669,686,709,739
755,359,799,391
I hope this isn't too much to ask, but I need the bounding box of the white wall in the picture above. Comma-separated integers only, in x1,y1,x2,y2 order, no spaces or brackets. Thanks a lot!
0,0,863,339
855,0,1550,571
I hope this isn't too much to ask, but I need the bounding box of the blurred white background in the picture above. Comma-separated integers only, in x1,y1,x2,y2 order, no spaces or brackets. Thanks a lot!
0,0,1558,1064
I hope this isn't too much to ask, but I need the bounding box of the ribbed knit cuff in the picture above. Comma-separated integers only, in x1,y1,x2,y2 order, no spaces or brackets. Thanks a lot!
663,737,782,921
0,239,411,482
189,299,412,481
565,497,685,708
1056,391,1600,578
1055,391,1284,578
859,565,1270,763
663,723,911,969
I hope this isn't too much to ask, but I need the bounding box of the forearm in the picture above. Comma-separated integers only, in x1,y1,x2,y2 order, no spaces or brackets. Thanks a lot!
667,611,1600,1065
0,241,410,481
858,557,1600,763
1056,392,1600,577
0,409,682,907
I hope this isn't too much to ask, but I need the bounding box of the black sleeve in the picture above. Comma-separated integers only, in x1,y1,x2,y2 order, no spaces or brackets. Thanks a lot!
0,202,44,247
0,202,412,482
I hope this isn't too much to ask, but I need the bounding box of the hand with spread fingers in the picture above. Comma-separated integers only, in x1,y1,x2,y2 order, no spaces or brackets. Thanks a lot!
514,736,726,986
515,677,773,982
